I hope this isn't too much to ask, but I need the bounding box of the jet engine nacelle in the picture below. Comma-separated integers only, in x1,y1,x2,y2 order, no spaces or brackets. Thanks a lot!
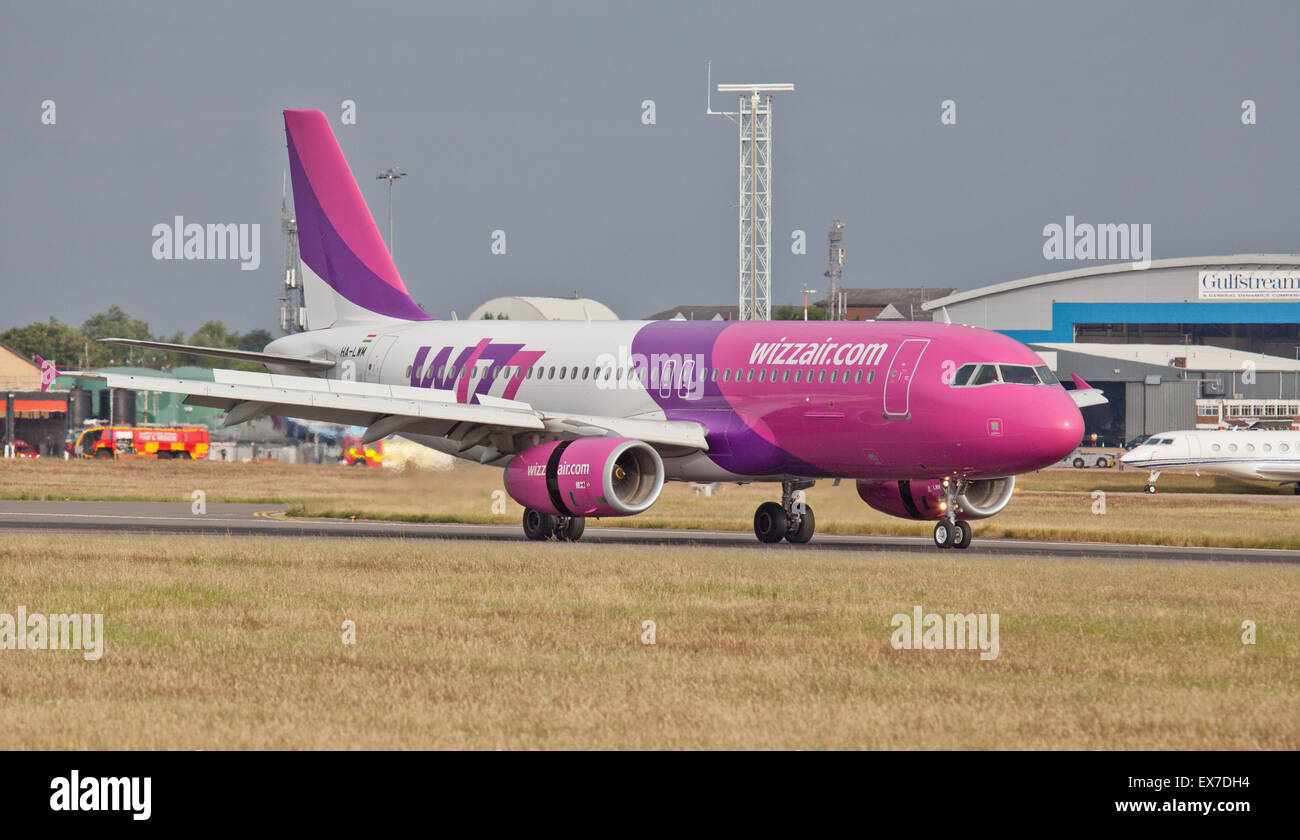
504,438,664,518
856,476,1016,521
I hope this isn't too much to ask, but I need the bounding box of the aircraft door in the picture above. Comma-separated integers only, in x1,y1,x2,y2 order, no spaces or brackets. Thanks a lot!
883,339,930,418
363,335,399,383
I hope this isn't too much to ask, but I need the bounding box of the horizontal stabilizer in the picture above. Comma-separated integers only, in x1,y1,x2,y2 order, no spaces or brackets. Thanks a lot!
98,338,334,371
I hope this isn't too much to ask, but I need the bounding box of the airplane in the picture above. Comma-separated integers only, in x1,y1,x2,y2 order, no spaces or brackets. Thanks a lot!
1120,429,1300,494
84,108,1098,550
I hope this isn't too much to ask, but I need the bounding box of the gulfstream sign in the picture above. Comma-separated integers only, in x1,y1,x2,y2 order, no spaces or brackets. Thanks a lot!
1199,271,1300,300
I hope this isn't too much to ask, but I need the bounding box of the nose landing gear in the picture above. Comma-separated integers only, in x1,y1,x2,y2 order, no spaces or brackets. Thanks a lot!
753,480,817,544
932,478,973,550
1144,470,1161,494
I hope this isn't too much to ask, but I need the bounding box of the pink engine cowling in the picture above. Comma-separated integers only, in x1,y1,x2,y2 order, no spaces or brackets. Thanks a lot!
856,476,1015,521
504,438,665,518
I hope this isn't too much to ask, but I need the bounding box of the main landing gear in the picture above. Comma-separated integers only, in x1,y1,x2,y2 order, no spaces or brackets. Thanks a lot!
754,480,816,544
522,509,586,542
1144,470,1161,494
932,478,973,550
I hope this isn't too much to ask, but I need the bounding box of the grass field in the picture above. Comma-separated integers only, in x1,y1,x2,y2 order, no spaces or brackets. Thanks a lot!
1,532,1296,749
4,459,1299,550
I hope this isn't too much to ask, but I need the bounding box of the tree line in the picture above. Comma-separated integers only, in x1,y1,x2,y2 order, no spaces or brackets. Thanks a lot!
1,306,273,371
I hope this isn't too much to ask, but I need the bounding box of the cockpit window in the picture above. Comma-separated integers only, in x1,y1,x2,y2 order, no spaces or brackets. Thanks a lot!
970,365,1000,386
952,363,978,387
999,365,1039,385
951,362,1059,387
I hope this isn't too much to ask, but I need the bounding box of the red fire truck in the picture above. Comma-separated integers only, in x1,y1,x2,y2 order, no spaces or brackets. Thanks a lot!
73,426,210,460
341,436,383,467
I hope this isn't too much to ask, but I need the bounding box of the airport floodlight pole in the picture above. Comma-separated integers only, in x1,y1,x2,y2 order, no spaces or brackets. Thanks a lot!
801,285,817,321
706,63,793,321
824,219,845,320
375,166,405,258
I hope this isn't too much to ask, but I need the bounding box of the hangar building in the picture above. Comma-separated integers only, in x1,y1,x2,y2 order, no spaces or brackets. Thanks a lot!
922,255,1300,443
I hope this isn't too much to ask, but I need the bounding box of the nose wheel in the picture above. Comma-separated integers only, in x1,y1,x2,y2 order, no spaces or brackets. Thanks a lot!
933,478,973,549
933,519,972,550
753,480,817,544
1144,470,1161,494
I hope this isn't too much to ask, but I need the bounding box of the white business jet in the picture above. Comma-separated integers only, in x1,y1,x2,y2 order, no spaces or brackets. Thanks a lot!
1120,429,1300,494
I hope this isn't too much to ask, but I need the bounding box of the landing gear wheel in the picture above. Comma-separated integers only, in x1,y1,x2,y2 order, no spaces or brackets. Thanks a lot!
786,504,815,544
754,501,789,543
952,520,973,549
556,516,586,542
1144,484,1157,494
522,508,556,541
933,520,956,549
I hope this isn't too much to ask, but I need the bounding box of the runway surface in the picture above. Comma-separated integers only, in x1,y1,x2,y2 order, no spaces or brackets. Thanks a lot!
0,500,1295,563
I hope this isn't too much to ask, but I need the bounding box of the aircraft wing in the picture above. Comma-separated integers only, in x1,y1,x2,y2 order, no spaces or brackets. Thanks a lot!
81,369,708,454
1066,373,1108,408
1251,463,1300,481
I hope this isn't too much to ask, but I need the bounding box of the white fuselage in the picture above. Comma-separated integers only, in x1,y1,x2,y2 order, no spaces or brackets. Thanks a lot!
1121,428,1300,484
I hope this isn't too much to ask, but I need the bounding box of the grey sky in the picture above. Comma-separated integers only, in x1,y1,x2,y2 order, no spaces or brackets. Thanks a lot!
2,0,1297,335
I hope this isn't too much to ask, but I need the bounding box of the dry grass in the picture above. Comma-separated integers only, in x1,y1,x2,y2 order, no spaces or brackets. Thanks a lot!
3,459,1299,549
0,532,1295,749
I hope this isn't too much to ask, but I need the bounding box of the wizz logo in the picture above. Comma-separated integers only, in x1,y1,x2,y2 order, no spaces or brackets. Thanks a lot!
410,340,544,404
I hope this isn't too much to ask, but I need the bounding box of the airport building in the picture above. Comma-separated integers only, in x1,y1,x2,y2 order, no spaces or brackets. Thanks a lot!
468,296,618,321
923,254,1300,442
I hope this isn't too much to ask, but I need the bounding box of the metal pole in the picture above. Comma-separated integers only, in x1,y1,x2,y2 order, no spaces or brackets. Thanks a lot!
4,392,14,458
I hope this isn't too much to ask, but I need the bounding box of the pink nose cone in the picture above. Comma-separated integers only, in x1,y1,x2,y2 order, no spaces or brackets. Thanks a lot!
1037,395,1085,463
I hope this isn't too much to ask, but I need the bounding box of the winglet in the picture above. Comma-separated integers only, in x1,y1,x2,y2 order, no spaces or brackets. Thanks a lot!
1066,373,1108,408
34,355,58,392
